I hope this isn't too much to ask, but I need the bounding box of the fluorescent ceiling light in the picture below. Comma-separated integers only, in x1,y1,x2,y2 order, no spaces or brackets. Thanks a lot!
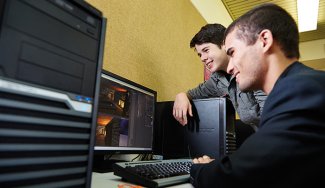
297,0,319,32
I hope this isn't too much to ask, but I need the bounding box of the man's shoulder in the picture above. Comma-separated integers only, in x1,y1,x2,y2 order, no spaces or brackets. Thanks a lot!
280,68,325,89
275,62,325,91
267,68,325,112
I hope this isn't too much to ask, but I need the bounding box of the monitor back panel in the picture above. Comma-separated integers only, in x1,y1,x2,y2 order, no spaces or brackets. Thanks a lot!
154,98,236,159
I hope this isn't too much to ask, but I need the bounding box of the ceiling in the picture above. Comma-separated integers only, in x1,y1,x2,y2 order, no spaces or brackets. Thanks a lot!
221,0,325,42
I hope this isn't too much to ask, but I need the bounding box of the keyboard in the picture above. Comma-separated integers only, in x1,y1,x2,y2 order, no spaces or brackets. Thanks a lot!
112,158,193,188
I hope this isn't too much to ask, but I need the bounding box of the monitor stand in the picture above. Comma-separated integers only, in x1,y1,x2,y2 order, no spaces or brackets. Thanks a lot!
92,154,126,173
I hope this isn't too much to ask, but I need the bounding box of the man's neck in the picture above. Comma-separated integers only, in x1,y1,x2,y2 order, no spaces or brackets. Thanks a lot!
263,56,298,94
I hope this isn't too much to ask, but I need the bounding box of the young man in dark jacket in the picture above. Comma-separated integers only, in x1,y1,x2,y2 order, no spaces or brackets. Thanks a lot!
191,3,325,188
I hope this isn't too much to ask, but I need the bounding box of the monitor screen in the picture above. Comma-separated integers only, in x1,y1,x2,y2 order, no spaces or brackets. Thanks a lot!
94,70,157,154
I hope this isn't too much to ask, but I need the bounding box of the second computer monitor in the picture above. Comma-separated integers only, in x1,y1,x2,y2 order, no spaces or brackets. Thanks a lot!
94,70,157,154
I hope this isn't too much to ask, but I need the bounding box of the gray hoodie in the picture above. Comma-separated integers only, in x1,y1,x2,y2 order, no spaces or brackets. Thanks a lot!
188,71,267,130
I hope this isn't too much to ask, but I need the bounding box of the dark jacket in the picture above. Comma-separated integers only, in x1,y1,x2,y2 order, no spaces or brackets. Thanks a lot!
190,62,325,188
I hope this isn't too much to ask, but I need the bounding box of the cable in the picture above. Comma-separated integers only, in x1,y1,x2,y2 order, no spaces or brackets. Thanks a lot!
131,154,141,162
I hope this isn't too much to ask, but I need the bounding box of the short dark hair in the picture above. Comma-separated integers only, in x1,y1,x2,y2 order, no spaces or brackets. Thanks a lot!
224,3,300,59
190,23,226,49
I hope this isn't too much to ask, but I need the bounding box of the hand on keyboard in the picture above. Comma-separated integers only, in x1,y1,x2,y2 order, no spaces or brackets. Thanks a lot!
113,159,193,188
192,155,214,164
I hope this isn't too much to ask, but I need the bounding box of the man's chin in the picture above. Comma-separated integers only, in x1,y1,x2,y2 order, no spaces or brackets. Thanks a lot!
238,83,252,92
207,65,218,72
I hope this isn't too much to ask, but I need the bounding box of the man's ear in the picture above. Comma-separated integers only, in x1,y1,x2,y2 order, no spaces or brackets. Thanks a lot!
259,29,273,53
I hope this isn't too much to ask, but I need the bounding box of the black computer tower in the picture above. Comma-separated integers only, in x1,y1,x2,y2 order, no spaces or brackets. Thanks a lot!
154,98,236,160
0,0,106,187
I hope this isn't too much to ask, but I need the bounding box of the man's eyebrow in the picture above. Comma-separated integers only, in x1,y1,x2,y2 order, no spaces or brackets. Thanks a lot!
226,47,233,56
201,46,208,51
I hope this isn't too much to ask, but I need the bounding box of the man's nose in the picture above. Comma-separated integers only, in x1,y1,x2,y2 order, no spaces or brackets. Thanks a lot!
227,60,234,75
200,54,208,62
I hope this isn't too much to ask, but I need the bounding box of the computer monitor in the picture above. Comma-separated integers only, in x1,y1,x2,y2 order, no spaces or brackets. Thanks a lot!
94,70,157,155
0,0,106,187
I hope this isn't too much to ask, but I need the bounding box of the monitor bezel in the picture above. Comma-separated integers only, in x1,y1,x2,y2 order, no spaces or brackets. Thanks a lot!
94,70,157,155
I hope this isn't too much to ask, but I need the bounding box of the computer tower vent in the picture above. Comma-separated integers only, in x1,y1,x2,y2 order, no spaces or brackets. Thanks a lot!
225,131,236,155
0,84,92,187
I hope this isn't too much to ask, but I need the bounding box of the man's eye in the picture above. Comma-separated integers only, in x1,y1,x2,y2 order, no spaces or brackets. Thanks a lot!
228,50,234,57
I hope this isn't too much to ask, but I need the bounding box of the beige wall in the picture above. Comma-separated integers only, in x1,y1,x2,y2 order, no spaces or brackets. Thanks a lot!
86,0,207,101
300,39,325,71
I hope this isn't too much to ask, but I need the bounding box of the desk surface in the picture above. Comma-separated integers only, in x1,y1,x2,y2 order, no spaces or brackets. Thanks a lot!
92,172,194,188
